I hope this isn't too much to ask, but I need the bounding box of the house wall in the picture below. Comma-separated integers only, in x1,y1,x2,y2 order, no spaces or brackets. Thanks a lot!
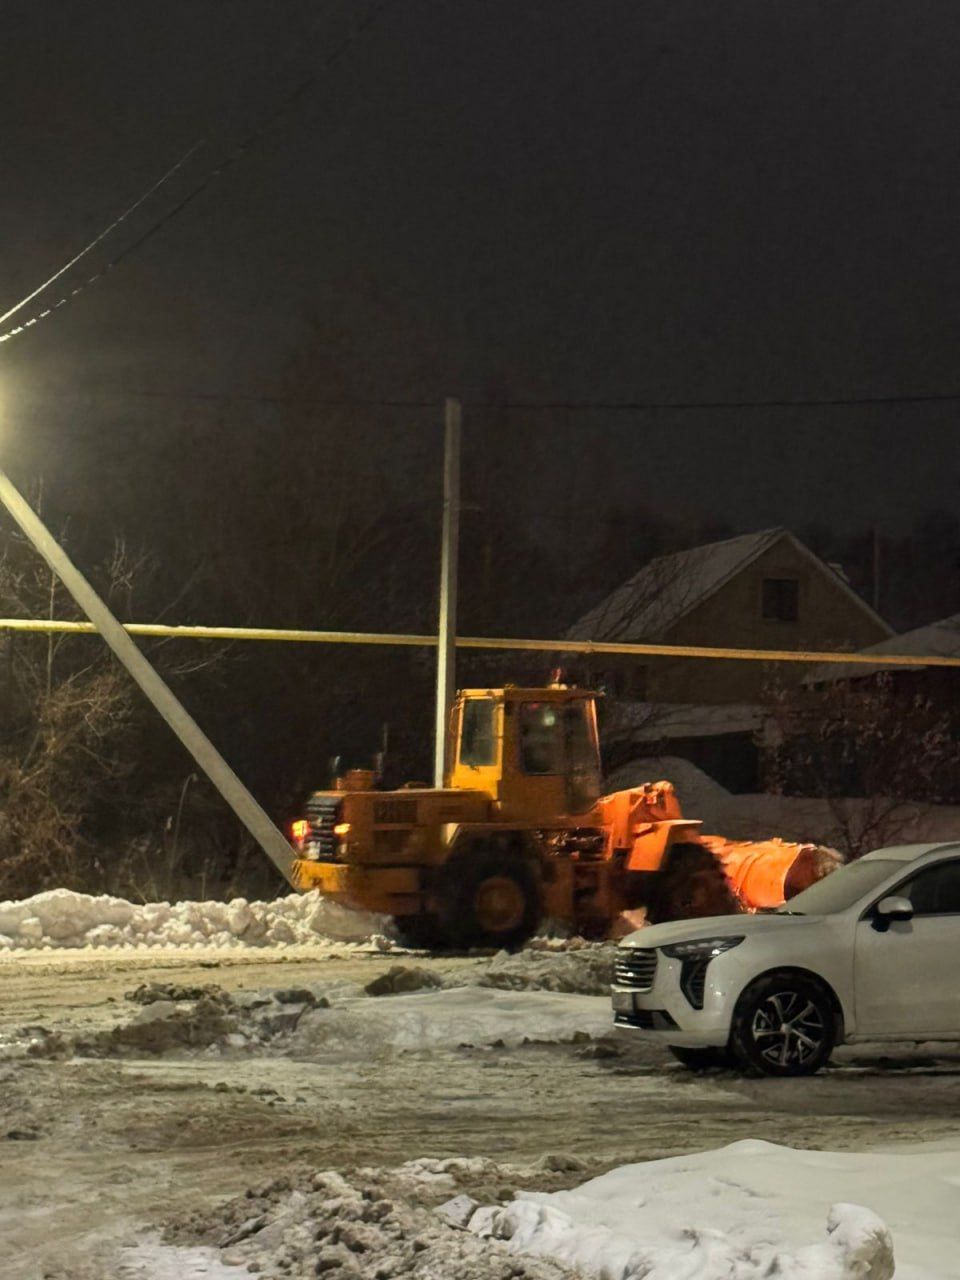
642,539,889,704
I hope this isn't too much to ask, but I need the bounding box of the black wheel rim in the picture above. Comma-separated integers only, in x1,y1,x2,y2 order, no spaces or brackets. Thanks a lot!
750,990,826,1069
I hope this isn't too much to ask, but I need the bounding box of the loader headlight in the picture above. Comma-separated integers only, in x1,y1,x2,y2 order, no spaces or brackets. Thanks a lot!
660,936,744,960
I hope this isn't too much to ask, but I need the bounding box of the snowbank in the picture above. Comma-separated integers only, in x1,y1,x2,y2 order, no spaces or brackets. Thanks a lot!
0,888,610,956
472,1138,960,1279
133,1141,959,1280
0,887,390,952
721,791,960,848
608,756,960,850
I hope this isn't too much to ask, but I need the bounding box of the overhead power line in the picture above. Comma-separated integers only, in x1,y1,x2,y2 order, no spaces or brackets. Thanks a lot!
491,391,960,411
0,142,205,336
0,0,402,349
61,385,960,413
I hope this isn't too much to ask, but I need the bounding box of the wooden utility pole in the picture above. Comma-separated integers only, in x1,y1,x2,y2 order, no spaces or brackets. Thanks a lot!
872,527,882,613
434,398,461,786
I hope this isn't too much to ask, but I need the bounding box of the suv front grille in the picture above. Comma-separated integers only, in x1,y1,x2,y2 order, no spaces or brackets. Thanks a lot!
614,947,658,991
304,794,341,860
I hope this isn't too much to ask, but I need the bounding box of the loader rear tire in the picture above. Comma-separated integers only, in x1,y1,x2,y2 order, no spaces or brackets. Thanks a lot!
393,914,447,950
438,848,541,950
645,842,740,925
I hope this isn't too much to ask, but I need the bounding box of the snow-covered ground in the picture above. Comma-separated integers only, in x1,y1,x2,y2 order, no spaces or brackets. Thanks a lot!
471,1138,960,1279
120,1238,244,1279
3,936,960,1279
0,887,392,952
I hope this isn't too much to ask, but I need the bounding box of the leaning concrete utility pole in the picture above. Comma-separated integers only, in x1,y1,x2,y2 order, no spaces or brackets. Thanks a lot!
0,469,299,885
433,397,461,786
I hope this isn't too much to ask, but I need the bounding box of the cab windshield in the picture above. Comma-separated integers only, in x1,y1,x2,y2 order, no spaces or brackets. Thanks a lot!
519,700,601,809
778,859,899,916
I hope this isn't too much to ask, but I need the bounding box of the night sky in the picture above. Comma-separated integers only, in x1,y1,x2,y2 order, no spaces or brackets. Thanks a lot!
3,0,960,544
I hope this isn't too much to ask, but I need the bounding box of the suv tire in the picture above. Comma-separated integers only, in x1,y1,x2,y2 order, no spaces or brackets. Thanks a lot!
668,1045,732,1071
730,972,836,1076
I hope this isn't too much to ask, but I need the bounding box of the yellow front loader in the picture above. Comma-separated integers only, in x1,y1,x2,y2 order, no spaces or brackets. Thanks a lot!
291,684,835,948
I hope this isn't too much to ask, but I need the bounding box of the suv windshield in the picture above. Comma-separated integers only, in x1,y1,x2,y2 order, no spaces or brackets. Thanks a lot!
778,859,900,915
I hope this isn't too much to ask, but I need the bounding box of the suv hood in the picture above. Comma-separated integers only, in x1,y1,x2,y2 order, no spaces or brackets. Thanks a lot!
621,911,823,950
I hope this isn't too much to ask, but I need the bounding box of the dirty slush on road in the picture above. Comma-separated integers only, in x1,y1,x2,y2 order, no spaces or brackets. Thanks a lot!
2,943,959,1279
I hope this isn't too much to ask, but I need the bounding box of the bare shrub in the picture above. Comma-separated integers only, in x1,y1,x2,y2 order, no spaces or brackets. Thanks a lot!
762,672,960,858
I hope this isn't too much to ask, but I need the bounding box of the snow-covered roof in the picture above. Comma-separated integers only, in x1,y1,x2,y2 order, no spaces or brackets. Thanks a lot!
568,530,783,641
805,612,960,683
567,528,889,642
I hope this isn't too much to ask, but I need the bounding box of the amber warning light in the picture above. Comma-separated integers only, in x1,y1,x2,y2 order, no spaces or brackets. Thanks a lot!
291,819,309,846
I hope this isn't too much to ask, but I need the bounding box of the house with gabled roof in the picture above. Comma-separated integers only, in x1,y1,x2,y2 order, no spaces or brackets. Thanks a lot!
567,528,892,709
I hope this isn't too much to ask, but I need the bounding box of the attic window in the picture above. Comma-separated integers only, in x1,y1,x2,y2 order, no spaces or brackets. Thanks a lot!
762,577,799,622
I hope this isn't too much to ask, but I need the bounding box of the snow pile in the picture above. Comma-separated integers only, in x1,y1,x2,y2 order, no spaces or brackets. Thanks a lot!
389,1152,587,1195
0,887,391,952
471,1139,960,1280
605,756,738,830
145,1141,960,1280
472,945,615,996
0,887,604,955
289,987,613,1056
156,1166,573,1280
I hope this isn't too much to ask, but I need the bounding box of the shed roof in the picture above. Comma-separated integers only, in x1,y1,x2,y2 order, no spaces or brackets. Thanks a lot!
805,612,960,683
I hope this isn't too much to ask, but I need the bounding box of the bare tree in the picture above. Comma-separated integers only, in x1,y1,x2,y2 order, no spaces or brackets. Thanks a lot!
0,523,233,900
0,527,141,896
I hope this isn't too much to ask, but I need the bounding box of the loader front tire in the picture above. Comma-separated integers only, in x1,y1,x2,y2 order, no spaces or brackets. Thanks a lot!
645,842,740,925
438,848,541,950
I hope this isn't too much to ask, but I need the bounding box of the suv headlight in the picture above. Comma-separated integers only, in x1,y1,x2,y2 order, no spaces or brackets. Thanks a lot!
660,936,744,960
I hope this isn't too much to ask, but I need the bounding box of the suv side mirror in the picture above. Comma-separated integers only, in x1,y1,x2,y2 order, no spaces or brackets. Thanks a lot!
873,895,914,932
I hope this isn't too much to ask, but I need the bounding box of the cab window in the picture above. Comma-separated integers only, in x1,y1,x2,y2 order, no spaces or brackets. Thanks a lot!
519,701,596,777
520,702,563,774
901,860,960,916
460,698,497,767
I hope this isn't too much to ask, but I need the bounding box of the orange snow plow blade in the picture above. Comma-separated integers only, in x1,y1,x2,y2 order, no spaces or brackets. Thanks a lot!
699,835,843,909
602,780,840,911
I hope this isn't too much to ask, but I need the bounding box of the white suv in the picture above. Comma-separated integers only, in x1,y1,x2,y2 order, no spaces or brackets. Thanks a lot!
612,841,960,1076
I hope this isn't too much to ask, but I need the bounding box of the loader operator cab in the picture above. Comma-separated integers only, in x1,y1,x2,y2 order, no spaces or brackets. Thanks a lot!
449,686,602,822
